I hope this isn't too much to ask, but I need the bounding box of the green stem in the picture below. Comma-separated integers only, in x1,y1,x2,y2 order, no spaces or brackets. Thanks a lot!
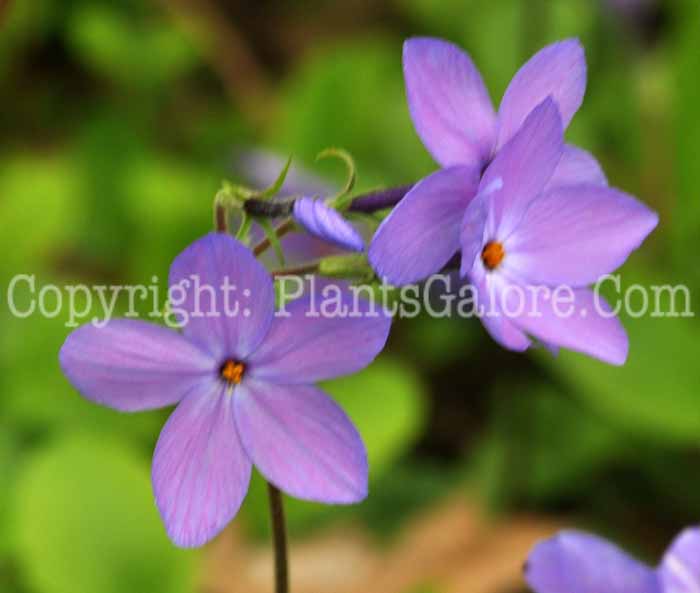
267,482,289,593
215,201,228,233
271,261,320,278
253,219,295,257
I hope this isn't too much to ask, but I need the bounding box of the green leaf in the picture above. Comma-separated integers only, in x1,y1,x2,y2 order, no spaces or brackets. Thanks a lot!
13,435,196,593
66,4,198,89
672,0,700,285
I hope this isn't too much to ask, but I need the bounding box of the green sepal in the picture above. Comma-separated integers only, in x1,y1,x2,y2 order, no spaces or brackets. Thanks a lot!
317,147,357,210
318,253,373,281
258,218,286,266
256,155,292,200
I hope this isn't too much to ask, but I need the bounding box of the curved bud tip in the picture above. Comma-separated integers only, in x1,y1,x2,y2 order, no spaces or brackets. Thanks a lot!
293,197,365,252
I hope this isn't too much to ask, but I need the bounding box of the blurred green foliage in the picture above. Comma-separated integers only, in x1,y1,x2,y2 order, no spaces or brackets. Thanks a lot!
1,0,699,592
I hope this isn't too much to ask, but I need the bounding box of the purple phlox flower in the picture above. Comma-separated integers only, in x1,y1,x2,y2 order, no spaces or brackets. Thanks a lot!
459,98,657,364
293,196,365,252
370,36,607,285
59,233,391,548
526,527,700,593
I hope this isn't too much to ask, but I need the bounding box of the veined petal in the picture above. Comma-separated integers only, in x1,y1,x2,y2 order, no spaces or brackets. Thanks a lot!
471,268,531,352
293,197,364,252
369,165,480,285
546,144,608,190
496,39,587,150
504,185,659,286
152,383,252,548
659,527,700,593
249,290,392,384
482,98,564,240
235,380,367,503
169,233,274,360
525,530,659,593
59,319,215,412
403,37,497,168
501,285,628,365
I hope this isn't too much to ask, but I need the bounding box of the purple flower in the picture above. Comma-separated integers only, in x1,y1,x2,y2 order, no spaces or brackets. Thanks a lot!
293,197,365,252
59,233,391,547
370,37,605,285
526,527,700,593
460,99,657,364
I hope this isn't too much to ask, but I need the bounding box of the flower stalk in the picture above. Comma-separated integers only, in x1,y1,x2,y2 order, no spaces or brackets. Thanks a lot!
267,483,289,593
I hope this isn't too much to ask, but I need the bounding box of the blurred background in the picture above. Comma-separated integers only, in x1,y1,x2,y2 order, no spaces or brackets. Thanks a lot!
1,0,699,591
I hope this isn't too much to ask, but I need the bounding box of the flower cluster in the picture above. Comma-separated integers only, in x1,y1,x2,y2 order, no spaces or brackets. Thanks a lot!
58,33,662,593
369,37,657,364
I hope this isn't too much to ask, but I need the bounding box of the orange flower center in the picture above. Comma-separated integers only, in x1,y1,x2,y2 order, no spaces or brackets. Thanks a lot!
220,359,245,385
481,241,505,271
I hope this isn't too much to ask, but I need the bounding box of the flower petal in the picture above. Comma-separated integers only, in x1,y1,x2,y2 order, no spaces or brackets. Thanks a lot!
369,165,480,285
525,530,659,593
472,269,531,352
482,98,564,240
403,37,497,168
496,39,587,150
659,527,700,593
59,319,215,412
293,197,364,252
168,233,274,360
545,144,607,190
249,290,392,384
235,380,367,503
152,383,252,548
460,178,501,276
504,185,659,286
501,285,628,365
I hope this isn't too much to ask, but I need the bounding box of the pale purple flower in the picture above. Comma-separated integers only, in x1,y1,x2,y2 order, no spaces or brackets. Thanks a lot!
370,37,606,285
293,197,365,252
459,98,657,364
526,527,700,593
59,233,391,547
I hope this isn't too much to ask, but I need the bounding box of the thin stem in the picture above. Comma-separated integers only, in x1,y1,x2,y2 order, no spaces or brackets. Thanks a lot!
253,219,295,256
348,183,414,213
215,202,228,232
271,261,320,278
267,483,289,593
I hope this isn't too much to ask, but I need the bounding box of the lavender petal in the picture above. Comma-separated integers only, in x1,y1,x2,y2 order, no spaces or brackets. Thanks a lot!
249,289,392,384
235,380,367,503
403,37,497,168
152,382,252,548
168,232,274,361
59,319,215,412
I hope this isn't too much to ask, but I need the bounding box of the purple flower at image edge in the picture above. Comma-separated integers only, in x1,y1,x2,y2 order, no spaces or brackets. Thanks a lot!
525,526,700,593
59,233,392,547
293,196,365,253
370,36,604,286
460,98,657,364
